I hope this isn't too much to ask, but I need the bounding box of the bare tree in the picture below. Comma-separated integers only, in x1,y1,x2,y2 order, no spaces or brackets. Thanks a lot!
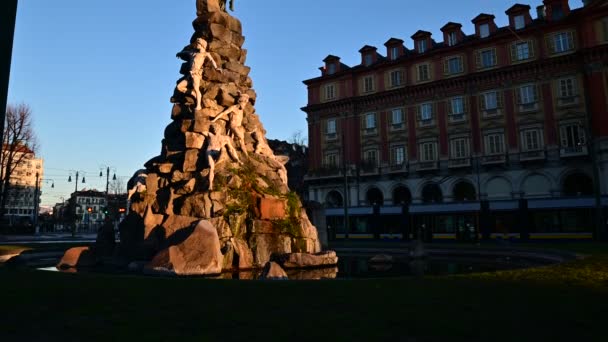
109,177,126,195
290,130,307,147
0,104,39,222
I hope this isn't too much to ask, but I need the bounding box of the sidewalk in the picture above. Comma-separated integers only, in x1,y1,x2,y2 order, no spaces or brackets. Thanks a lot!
0,232,98,244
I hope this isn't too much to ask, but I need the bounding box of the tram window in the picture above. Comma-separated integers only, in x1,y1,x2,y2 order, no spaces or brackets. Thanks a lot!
437,216,457,233
531,211,561,233
561,210,591,232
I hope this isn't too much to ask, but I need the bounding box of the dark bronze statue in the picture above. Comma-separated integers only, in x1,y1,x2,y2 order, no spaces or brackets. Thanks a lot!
219,0,235,12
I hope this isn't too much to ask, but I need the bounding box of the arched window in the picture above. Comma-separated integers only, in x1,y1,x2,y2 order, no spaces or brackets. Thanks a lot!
421,183,443,203
563,173,593,196
366,187,384,206
392,186,412,205
453,181,476,201
325,191,343,208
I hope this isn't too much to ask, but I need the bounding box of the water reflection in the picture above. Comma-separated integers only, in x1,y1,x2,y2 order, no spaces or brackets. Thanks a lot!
337,254,546,279
37,253,548,280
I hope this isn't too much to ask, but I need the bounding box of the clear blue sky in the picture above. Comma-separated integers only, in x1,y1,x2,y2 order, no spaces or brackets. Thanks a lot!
8,0,584,206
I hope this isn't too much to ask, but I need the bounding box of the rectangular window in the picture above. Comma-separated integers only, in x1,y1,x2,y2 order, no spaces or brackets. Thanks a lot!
479,49,496,68
390,70,403,87
521,129,543,151
482,91,500,110
417,40,427,53
485,134,504,154
446,56,463,74
560,124,586,148
551,32,574,53
417,64,430,81
450,97,465,114
451,138,469,159
365,113,376,129
519,85,538,104
364,149,379,165
514,15,525,30
324,84,335,100
326,119,336,134
420,142,437,161
324,153,338,167
447,32,457,46
390,46,399,60
419,103,433,121
559,78,577,98
512,41,532,61
391,108,404,125
363,76,374,92
364,54,373,66
391,146,406,165
479,24,490,38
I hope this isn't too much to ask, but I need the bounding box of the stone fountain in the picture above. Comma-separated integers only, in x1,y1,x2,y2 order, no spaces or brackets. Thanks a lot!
58,0,337,278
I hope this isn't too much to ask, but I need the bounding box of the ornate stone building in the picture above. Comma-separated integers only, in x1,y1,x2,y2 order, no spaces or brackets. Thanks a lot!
1,145,43,224
302,0,608,239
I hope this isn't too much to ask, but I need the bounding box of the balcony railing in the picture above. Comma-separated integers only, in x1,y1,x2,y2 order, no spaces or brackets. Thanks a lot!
519,149,546,161
518,102,539,113
448,158,471,168
362,128,378,136
305,166,342,179
448,113,466,123
419,119,435,127
557,95,580,108
417,161,439,171
481,154,506,165
384,163,408,173
389,123,405,131
482,108,501,118
359,161,380,175
560,145,588,157
325,133,337,141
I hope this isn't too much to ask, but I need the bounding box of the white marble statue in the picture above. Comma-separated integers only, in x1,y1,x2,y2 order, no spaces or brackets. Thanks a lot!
176,38,222,111
212,93,249,154
203,123,241,191
251,128,289,185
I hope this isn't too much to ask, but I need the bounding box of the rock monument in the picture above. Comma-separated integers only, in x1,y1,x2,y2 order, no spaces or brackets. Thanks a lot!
59,0,337,278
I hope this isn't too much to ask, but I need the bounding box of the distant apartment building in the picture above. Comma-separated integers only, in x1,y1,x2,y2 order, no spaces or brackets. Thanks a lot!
1,144,43,224
302,0,608,240
70,189,107,226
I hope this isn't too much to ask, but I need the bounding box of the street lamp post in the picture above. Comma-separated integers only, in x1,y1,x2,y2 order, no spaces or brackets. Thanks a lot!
100,165,116,222
32,176,54,232
67,170,86,236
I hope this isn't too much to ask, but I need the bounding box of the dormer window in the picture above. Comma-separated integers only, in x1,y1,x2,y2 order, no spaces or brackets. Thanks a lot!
417,40,427,53
514,15,525,29
327,63,336,75
364,54,373,66
447,32,458,46
390,46,399,60
552,4,564,20
479,24,490,38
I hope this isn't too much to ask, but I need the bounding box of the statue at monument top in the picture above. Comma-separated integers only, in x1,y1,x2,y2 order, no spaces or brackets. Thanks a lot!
220,0,235,12
197,0,234,14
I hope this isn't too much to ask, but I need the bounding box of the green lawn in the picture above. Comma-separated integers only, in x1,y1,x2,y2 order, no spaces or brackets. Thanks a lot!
0,241,607,341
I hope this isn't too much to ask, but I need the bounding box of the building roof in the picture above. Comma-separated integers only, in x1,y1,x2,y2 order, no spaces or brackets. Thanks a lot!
505,3,532,14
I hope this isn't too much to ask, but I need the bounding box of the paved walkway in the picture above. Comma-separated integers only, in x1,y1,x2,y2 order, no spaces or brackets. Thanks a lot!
0,232,98,244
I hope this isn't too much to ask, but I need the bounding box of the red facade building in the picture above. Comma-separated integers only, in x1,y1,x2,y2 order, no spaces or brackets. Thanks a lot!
302,0,608,240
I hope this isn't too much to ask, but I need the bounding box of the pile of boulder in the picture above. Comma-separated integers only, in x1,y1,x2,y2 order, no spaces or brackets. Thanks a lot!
57,0,337,279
